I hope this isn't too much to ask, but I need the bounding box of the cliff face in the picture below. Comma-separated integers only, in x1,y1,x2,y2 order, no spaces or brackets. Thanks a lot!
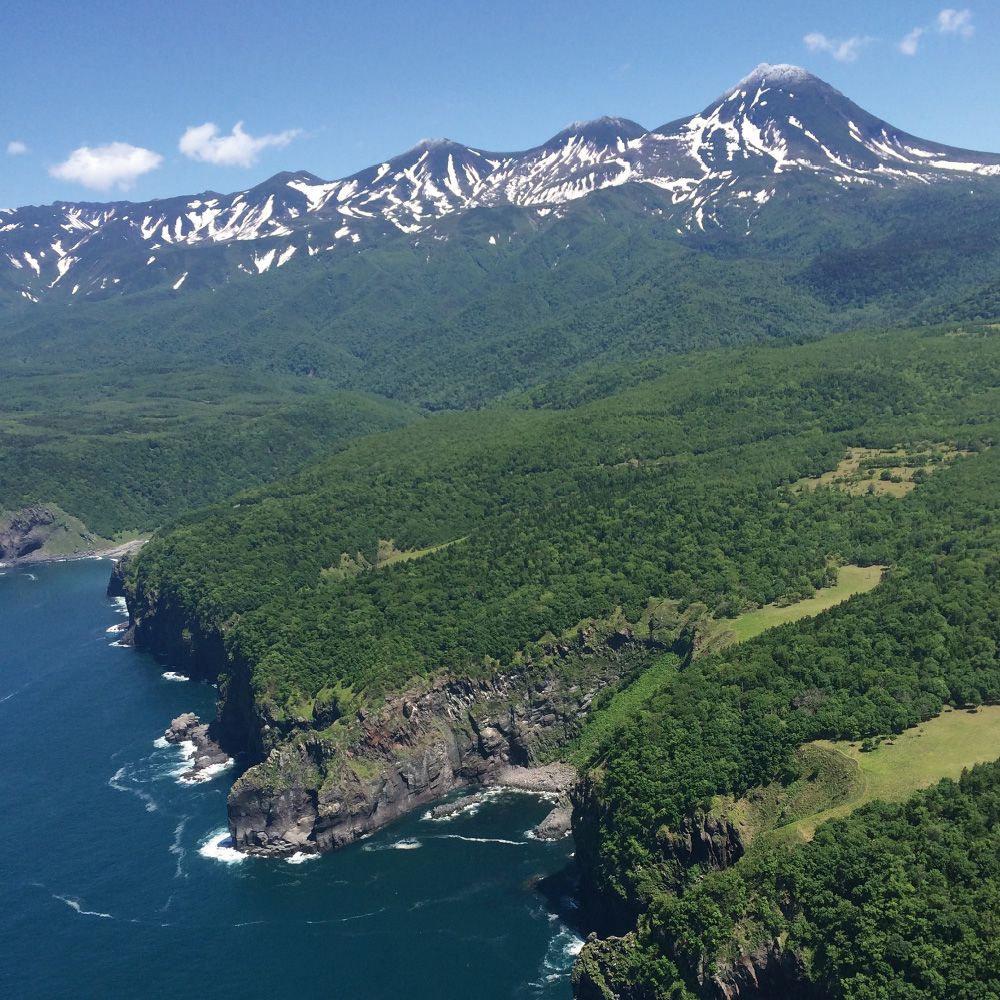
707,942,814,1000
573,930,813,1000
117,560,654,854
0,505,57,561
122,558,230,683
658,809,746,873
229,645,640,855
571,770,811,999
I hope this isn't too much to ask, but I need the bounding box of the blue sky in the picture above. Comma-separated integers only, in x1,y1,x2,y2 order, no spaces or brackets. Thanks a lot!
2,0,997,208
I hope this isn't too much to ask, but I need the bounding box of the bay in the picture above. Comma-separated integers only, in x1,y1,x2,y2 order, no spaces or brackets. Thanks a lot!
0,560,580,999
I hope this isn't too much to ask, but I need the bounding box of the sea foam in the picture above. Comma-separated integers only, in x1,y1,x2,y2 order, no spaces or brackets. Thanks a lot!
198,830,247,864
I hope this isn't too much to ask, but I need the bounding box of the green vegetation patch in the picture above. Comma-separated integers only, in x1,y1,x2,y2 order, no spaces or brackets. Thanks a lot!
785,704,1000,840
0,368,414,535
715,564,884,646
567,565,884,767
793,443,971,498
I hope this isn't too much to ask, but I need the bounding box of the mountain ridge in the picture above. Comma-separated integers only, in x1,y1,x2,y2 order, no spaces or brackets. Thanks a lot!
4,64,1000,306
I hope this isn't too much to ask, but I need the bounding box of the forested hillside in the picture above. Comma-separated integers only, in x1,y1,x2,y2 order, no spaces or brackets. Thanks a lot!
6,183,1000,410
0,368,412,535
124,328,993,707
4,175,1000,543
113,324,1000,996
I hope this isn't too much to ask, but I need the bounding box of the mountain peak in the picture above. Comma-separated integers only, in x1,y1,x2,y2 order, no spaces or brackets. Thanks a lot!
547,116,647,147
736,63,820,88
5,68,1000,303
404,138,463,155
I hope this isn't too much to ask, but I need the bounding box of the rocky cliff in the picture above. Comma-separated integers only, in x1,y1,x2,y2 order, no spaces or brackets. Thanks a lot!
228,635,646,855
573,929,812,1000
115,561,656,855
0,505,58,561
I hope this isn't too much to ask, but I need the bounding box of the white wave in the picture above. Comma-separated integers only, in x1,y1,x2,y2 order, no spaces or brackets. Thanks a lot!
533,926,585,987
25,572,36,581
108,639,130,648
0,682,30,705
108,765,158,812
525,825,571,842
421,787,502,822
421,785,560,824
111,596,129,616
54,895,113,919
153,736,170,748
285,851,319,865
177,757,234,784
305,907,385,925
105,622,127,634
435,834,526,846
198,830,247,864
363,837,423,852
171,739,197,768
161,671,190,682
169,818,188,879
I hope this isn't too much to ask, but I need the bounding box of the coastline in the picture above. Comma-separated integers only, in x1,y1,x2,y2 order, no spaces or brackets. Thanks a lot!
0,537,148,569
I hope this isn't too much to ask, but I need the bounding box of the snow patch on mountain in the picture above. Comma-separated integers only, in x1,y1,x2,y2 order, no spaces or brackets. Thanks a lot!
4,65,1000,303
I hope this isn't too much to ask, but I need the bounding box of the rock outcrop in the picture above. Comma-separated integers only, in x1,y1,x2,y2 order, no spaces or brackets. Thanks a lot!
228,635,646,856
532,796,573,840
658,809,747,873
0,505,58,561
163,713,233,783
708,940,814,1000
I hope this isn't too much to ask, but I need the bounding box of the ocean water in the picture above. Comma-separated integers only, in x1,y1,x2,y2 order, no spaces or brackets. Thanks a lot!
0,560,581,999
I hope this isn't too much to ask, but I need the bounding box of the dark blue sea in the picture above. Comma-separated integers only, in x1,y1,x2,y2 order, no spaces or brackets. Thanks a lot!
0,560,581,999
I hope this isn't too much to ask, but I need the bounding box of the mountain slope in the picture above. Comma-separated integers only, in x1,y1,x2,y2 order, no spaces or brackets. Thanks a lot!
4,64,999,306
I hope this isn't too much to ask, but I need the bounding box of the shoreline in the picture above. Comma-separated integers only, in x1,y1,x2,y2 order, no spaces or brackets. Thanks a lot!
0,537,148,570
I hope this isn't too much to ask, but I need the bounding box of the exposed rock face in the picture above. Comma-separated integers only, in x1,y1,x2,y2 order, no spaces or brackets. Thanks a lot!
708,941,813,1000
532,796,573,840
574,933,813,1000
163,712,233,783
229,636,646,856
573,934,654,1000
658,809,746,872
0,505,57,561
106,557,128,597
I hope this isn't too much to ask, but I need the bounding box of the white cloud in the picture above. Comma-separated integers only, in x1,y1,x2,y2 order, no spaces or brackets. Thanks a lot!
937,8,974,37
898,26,925,55
803,31,874,62
7,140,28,155
178,121,302,168
49,142,163,191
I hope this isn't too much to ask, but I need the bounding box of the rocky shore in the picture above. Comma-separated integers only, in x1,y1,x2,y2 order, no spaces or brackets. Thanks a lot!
424,763,576,839
162,713,233,783
0,503,147,567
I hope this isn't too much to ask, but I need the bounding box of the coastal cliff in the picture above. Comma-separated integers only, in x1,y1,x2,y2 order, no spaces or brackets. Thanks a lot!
572,932,811,1000
113,558,808,993
228,638,642,855
115,556,656,854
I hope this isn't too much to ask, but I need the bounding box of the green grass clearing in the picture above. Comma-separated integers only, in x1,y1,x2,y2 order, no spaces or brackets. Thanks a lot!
792,443,972,498
778,705,1000,842
715,564,884,646
567,564,884,766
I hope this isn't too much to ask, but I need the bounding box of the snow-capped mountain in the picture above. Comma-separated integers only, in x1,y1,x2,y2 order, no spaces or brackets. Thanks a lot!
4,64,999,304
